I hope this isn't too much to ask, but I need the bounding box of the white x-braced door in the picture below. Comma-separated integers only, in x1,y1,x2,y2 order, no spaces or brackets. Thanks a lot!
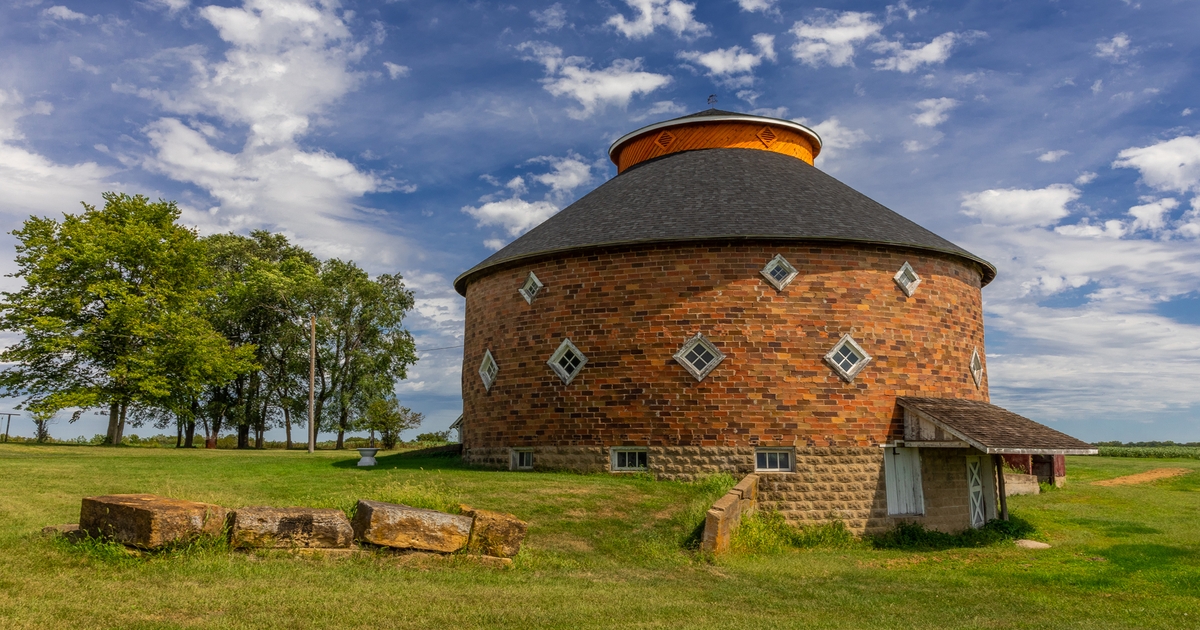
966,456,986,528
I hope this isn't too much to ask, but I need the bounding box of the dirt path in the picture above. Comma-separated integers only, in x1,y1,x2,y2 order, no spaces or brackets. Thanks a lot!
1093,467,1192,486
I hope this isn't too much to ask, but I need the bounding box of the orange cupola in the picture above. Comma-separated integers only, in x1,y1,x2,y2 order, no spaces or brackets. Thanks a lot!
608,108,823,174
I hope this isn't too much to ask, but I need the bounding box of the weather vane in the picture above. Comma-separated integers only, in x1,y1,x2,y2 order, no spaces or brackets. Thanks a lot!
707,94,718,105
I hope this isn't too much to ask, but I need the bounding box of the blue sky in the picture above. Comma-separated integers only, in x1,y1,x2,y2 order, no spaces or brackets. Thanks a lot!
1,0,1198,443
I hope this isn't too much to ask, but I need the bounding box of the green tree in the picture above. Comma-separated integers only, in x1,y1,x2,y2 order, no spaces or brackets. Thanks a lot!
361,396,423,449
0,193,255,444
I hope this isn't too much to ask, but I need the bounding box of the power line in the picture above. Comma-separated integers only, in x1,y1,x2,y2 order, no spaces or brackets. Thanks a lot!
416,344,464,353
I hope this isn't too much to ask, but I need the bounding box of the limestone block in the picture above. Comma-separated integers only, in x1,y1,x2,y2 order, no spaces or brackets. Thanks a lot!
80,494,227,549
228,507,354,549
351,500,472,552
460,506,528,558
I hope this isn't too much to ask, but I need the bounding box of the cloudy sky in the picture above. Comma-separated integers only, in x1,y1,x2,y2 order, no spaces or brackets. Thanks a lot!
1,0,1197,442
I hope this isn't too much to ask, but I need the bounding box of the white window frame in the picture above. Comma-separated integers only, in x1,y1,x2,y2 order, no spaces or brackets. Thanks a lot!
754,447,794,473
672,333,726,381
893,261,922,297
478,349,498,392
824,334,873,382
759,254,799,291
610,447,648,472
970,348,984,388
518,271,544,304
511,447,533,471
547,338,587,385
883,446,925,516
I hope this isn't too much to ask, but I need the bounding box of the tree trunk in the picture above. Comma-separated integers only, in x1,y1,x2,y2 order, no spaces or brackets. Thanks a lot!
114,402,128,445
336,428,344,450
336,400,349,450
237,424,250,449
176,421,182,448
255,427,263,449
105,401,120,445
284,407,292,450
184,419,196,448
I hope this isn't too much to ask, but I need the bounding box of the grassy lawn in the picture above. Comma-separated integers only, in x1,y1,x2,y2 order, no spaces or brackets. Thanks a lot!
0,444,1197,629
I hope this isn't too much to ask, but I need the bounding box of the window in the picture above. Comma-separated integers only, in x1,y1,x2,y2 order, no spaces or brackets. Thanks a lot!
673,333,726,381
893,261,921,297
755,448,793,472
547,338,587,385
518,271,544,304
511,448,533,471
478,349,498,391
759,254,798,291
824,334,873,382
611,447,648,471
884,447,924,516
970,348,984,388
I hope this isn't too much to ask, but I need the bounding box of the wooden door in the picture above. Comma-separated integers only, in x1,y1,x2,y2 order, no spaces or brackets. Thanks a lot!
966,456,986,528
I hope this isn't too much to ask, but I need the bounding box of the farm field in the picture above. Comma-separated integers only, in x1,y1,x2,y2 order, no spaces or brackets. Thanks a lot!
0,444,1197,629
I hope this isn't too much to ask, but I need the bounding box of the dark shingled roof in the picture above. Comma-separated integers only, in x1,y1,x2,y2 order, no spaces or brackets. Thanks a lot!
454,147,996,294
898,397,1098,455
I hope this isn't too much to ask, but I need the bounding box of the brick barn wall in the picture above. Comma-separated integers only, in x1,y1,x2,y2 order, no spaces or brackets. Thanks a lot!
460,240,988,460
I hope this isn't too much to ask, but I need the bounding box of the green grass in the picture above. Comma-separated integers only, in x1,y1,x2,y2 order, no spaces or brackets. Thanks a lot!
1,445,1197,629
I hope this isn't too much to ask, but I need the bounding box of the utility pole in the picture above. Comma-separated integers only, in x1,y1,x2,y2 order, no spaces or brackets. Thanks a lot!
308,314,316,454
1,413,15,443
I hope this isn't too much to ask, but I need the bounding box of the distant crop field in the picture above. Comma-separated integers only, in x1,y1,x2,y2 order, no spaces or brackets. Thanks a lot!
1098,445,1200,459
0,444,1196,629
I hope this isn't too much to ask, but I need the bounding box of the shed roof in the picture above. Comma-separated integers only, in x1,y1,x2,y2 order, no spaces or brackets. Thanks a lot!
897,397,1098,455
454,148,996,294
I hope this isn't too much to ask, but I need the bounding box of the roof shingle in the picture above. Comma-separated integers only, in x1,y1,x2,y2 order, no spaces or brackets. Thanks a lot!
898,397,1098,455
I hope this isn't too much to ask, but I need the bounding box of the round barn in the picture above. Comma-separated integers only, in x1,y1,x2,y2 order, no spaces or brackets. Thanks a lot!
453,109,1095,534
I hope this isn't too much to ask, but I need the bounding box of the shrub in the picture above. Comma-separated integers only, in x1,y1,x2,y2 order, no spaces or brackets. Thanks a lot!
868,517,1036,551
732,510,860,554
415,431,450,444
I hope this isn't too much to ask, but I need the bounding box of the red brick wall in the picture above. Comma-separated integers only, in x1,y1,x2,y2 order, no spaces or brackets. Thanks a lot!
460,241,988,451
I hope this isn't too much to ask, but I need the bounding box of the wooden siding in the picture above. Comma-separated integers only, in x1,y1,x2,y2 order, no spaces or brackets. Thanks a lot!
613,121,816,173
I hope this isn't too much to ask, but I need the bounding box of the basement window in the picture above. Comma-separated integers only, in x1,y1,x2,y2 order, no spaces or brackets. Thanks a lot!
893,261,921,297
673,333,726,381
547,338,587,385
824,334,873,382
760,254,798,291
611,447,648,472
970,348,984,388
511,448,533,471
884,447,925,516
479,349,498,392
755,448,794,472
518,271,544,304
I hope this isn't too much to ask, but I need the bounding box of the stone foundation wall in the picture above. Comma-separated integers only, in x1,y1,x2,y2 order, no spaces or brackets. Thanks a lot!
467,444,983,534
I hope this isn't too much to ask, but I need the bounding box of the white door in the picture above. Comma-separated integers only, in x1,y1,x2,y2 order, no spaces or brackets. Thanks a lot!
966,456,986,528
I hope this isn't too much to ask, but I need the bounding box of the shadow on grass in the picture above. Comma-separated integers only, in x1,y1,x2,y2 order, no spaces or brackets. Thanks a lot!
330,445,468,471
1066,517,1162,537
1103,543,1195,570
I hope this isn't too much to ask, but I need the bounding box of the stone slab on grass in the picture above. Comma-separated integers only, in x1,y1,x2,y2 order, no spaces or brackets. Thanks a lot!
41,523,85,542
460,505,527,558
229,507,354,549
1015,539,1051,549
80,494,227,549
351,500,472,553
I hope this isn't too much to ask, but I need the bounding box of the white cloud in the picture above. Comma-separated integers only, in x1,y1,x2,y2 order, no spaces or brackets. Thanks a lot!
1075,171,1097,185
736,0,776,14
1091,79,1104,95
42,5,92,22
463,197,559,239
960,184,1079,226
678,35,774,88
69,56,101,74
885,0,923,22
150,0,190,13
1095,33,1135,62
383,62,409,79
462,153,599,248
632,100,686,121
1127,197,1178,232
531,3,567,31
911,97,958,127
794,116,869,162
0,90,114,221
518,42,672,119
871,32,966,73
528,153,595,201
1054,218,1127,239
605,0,709,40
1037,150,1070,163
1177,199,1200,238
1112,135,1200,194
1184,108,1194,117
790,10,882,68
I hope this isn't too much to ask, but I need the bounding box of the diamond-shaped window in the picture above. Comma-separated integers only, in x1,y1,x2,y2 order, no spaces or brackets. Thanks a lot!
479,349,498,391
655,130,675,149
518,271,544,304
547,338,587,385
756,126,778,148
673,333,726,381
970,348,984,388
893,262,921,297
824,334,872,382
760,254,798,291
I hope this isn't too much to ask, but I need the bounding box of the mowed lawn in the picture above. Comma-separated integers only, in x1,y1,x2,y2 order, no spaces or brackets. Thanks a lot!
0,445,1197,629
